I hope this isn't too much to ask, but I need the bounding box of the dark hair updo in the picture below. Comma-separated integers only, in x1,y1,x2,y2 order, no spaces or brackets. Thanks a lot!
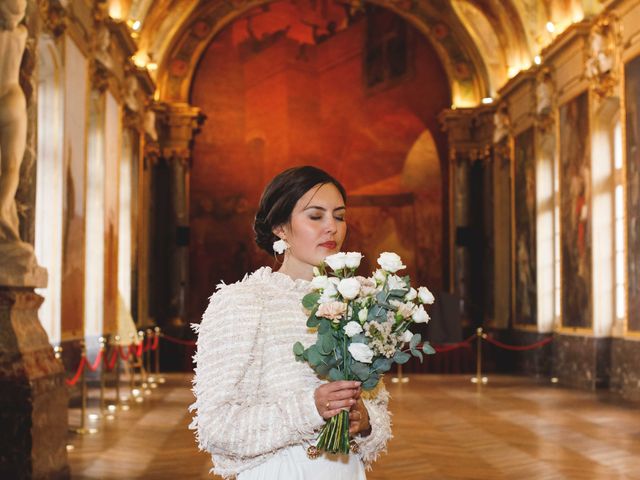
254,166,347,255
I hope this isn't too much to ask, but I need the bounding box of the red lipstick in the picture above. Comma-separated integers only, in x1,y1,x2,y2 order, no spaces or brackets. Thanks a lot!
319,241,337,249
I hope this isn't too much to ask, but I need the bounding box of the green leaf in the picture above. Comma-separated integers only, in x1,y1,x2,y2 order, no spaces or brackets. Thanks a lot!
394,351,411,364
329,368,344,381
388,289,408,297
307,313,320,328
318,319,332,334
307,346,324,366
350,361,371,381
303,292,321,310
350,333,367,344
410,333,421,350
410,348,424,362
422,342,436,355
316,363,330,376
373,357,393,372
293,342,305,357
362,373,380,390
317,333,336,355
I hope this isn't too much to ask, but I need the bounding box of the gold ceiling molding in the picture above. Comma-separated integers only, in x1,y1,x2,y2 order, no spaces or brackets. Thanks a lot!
154,0,489,107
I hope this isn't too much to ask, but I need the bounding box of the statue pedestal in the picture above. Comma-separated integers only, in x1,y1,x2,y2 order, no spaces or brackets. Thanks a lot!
0,288,70,479
0,242,48,288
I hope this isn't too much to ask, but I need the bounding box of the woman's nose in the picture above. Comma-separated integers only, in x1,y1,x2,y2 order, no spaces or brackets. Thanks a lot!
325,217,338,233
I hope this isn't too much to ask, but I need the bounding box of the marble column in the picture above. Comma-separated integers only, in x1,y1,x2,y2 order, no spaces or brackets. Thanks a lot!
155,102,205,327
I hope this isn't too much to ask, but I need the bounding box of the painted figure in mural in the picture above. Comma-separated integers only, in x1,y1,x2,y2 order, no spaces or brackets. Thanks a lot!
0,0,27,243
517,233,532,319
94,24,113,70
190,166,391,479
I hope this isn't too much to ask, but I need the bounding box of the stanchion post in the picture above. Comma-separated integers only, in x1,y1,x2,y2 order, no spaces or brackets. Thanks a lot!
146,328,156,386
113,335,122,409
98,337,106,414
72,341,97,434
155,327,165,384
138,330,148,388
391,364,409,384
470,327,488,385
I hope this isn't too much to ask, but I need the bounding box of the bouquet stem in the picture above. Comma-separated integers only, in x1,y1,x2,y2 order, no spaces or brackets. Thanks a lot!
315,409,350,454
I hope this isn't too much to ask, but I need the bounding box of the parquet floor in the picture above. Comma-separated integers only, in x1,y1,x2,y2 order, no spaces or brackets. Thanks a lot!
67,373,640,479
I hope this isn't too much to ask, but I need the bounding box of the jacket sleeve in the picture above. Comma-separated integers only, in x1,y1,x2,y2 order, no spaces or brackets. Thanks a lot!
189,284,325,460
354,379,392,467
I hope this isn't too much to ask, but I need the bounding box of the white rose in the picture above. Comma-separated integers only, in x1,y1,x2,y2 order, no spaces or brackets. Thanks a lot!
402,330,413,343
344,321,363,337
344,252,363,269
325,252,347,271
358,308,368,323
318,281,338,303
373,269,387,284
348,343,374,364
412,304,430,324
377,252,406,273
418,286,435,304
387,274,408,292
313,266,321,276
310,275,329,291
337,277,361,300
405,287,417,301
390,300,416,318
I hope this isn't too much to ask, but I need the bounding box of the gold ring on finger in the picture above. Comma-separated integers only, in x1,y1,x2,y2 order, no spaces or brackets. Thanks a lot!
326,402,330,409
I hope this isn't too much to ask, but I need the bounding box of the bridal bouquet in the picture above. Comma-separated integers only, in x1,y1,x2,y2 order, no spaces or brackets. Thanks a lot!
293,251,435,455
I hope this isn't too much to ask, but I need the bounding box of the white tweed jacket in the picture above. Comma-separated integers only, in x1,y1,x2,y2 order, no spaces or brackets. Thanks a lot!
189,266,392,479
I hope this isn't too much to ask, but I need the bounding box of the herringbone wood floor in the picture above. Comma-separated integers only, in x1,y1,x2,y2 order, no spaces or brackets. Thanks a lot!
67,373,640,479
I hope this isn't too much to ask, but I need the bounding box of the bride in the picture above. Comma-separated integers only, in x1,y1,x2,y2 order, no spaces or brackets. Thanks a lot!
190,166,391,479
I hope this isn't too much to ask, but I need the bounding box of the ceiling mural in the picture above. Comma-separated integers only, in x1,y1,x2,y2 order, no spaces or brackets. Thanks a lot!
110,0,605,106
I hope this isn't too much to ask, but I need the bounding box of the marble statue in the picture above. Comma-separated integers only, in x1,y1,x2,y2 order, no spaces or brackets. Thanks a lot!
586,31,613,78
94,24,113,70
0,0,27,243
124,75,140,112
493,106,510,144
536,71,553,115
144,108,158,141
0,0,47,286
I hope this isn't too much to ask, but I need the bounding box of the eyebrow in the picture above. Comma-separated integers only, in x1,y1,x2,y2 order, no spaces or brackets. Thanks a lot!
303,205,346,212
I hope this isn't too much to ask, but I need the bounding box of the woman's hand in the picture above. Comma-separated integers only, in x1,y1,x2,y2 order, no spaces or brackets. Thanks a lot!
314,381,361,419
349,398,371,436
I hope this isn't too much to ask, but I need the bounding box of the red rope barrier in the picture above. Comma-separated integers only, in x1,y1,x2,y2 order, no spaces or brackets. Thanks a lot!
161,334,196,347
151,334,159,351
65,356,87,386
417,335,475,353
85,349,104,372
118,345,131,362
106,349,119,371
483,335,553,351
128,342,143,358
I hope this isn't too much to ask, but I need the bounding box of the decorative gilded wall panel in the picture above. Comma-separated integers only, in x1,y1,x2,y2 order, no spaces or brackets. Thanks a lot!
559,92,592,329
625,55,640,333
514,128,537,326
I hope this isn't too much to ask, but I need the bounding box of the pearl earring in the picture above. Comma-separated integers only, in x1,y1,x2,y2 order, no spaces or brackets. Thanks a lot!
273,238,289,254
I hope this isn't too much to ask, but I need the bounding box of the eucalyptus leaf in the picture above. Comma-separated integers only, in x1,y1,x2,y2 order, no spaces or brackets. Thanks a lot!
388,289,407,297
318,319,332,334
394,351,411,364
316,362,330,376
307,346,323,366
350,361,371,381
293,342,305,357
302,292,321,310
350,334,367,344
307,314,320,328
422,342,436,355
329,368,344,381
362,373,380,390
372,357,393,373
318,333,336,355
410,333,421,350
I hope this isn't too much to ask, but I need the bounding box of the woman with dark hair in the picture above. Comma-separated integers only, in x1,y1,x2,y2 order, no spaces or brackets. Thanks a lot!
190,166,391,479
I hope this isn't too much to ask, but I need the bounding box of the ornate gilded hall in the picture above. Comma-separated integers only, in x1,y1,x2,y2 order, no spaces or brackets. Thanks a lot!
1,0,640,478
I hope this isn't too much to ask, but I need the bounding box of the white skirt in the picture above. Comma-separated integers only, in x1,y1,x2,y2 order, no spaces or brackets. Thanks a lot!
238,445,366,480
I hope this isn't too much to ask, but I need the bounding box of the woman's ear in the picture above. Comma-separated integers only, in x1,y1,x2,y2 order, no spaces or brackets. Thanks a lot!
272,225,285,239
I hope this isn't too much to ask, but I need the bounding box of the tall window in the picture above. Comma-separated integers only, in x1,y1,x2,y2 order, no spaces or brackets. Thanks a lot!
612,116,626,323
34,37,64,343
